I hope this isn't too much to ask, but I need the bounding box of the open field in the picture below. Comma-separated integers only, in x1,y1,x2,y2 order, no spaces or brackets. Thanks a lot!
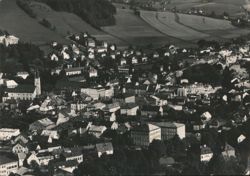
140,10,250,42
102,8,190,47
165,0,249,17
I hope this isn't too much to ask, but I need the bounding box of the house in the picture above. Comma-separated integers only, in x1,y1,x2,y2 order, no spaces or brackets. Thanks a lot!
200,145,213,162
125,94,136,103
0,152,19,176
120,58,127,65
201,112,212,122
104,112,116,122
27,153,40,165
237,134,246,144
5,80,18,88
103,103,120,113
81,86,114,100
62,148,83,163
17,72,29,79
37,152,54,166
29,118,56,132
12,134,29,145
50,53,59,61
85,38,96,47
0,128,20,141
71,101,87,112
120,103,139,116
151,122,185,141
141,105,160,117
159,157,175,168
131,123,161,147
221,143,235,159
96,142,114,158
49,160,78,175
0,35,19,46
89,68,98,78
12,142,29,154
88,125,107,138
17,153,26,167
65,67,84,76
41,130,60,140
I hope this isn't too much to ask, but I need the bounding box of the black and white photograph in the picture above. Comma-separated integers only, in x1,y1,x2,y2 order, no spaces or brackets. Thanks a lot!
0,0,250,175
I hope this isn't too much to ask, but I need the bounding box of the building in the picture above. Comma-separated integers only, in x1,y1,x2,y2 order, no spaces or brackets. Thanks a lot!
65,67,84,76
120,103,139,116
88,125,107,138
81,86,114,100
96,142,114,158
222,143,235,159
34,71,41,96
2,85,36,102
0,128,20,141
3,72,41,102
0,153,18,176
62,149,83,163
200,145,213,162
29,118,55,132
0,35,19,46
152,122,185,141
131,123,161,147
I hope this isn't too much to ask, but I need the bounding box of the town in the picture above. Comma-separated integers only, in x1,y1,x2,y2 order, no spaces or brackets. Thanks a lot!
1,29,250,176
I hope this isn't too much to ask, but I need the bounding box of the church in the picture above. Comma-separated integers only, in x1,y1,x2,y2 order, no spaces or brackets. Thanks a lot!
2,71,41,102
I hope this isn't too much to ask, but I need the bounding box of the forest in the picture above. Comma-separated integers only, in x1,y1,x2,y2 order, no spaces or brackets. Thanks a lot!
37,0,117,28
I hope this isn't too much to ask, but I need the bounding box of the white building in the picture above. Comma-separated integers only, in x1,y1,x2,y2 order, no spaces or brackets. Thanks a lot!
0,154,18,176
152,122,185,141
0,128,20,141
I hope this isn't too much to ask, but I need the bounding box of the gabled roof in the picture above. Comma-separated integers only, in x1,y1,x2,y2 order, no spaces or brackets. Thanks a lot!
152,122,185,128
6,85,35,93
96,142,113,153
132,123,160,132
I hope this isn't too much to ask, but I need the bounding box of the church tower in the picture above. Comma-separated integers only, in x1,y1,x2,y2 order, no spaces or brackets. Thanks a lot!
34,70,41,96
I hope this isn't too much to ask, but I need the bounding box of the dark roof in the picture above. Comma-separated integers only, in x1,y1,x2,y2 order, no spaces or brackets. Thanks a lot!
141,105,160,112
120,103,138,109
6,85,35,93
0,152,18,165
96,142,113,153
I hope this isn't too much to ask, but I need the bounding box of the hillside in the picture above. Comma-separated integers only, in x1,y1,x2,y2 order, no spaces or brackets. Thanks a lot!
102,8,191,47
140,10,250,42
0,0,67,45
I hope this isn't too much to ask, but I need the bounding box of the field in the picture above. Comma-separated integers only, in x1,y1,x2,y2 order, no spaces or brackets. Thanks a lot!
102,8,190,47
30,1,125,46
165,0,249,17
140,10,250,42
141,10,209,41
0,0,67,45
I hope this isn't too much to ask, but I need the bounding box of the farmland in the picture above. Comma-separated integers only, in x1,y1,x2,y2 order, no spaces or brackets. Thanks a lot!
164,0,249,17
141,10,209,41
140,10,250,42
102,8,190,47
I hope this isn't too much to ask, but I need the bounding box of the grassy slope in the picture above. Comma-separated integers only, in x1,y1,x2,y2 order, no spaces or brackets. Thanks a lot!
166,0,250,16
0,0,67,45
102,8,191,47
140,9,250,42
30,1,125,46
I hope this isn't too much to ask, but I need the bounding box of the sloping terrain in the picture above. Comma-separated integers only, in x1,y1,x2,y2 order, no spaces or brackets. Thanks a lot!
0,0,67,45
140,10,250,42
102,8,190,47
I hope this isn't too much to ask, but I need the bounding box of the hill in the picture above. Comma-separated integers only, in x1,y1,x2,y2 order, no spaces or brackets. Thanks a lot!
140,10,250,42
0,0,67,45
102,8,191,47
